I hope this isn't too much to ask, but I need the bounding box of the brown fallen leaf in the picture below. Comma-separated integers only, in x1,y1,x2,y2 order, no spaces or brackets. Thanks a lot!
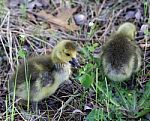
36,10,79,31
27,13,37,24
56,7,77,21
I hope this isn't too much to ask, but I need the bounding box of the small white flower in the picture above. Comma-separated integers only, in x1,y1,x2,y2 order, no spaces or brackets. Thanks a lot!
89,22,94,27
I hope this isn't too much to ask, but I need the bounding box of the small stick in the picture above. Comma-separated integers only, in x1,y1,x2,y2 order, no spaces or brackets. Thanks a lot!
52,89,79,120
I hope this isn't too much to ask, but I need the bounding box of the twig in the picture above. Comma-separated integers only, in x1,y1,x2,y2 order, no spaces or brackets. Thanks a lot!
97,0,107,15
61,35,90,41
58,89,79,111
98,12,114,43
0,10,10,28
52,89,79,120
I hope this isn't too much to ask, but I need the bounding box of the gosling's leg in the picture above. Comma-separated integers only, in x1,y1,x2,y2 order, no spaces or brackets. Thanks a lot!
31,102,49,121
31,101,39,115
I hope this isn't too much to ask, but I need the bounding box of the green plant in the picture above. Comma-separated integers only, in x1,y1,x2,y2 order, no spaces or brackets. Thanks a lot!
0,0,5,11
86,108,104,121
136,80,150,118
18,34,27,58
77,43,99,88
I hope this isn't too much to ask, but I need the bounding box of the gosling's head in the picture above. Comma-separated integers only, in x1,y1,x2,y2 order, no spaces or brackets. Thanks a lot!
117,22,136,40
52,40,79,66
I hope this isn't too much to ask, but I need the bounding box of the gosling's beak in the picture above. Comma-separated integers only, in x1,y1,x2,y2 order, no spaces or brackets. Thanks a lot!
69,58,80,67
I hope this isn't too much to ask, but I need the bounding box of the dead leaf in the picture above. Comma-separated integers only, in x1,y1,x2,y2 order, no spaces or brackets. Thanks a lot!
27,13,37,24
56,7,77,21
140,43,150,48
36,10,79,31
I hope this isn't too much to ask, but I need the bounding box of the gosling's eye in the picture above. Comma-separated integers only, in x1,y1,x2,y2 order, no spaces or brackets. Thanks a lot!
66,53,70,56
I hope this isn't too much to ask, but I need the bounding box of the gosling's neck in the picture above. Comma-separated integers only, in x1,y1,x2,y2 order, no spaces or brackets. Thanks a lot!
51,50,59,63
51,50,70,70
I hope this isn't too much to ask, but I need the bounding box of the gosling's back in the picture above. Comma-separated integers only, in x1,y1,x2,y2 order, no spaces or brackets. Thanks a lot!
102,33,141,81
103,33,135,68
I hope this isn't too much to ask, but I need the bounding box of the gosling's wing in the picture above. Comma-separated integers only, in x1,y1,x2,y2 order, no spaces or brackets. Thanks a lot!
11,55,54,85
35,71,54,87
28,55,55,85
9,63,39,91
102,37,136,66
130,42,142,72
